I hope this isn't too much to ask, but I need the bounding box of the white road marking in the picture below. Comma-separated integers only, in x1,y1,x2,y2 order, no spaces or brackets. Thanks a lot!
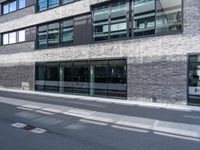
12,123,26,128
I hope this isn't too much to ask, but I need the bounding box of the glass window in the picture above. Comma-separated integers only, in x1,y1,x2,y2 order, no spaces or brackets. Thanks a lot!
60,62,73,93
73,61,89,95
45,62,59,92
110,1,127,39
38,25,48,48
133,0,155,37
9,1,17,12
62,20,73,45
9,32,16,44
3,34,9,45
48,23,59,47
19,0,25,9
49,0,59,8
3,4,9,14
18,30,25,42
108,59,127,99
89,60,108,97
63,0,74,4
188,55,200,105
93,5,109,41
35,63,46,91
38,0,47,11
156,0,182,34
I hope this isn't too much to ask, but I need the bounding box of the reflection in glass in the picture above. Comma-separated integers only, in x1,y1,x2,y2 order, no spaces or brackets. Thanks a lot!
9,32,17,44
3,4,9,14
90,61,108,97
46,62,59,92
110,1,127,39
188,55,200,105
133,0,155,36
48,23,59,47
156,0,182,34
108,60,127,99
38,25,48,48
19,0,25,9
73,61,89,95
9,1,17,12
38,0,47,11
93,5,109,41
35,63,46,91
49,0,59,8
60,62,73,93
62,20,74,45
35,59,127,99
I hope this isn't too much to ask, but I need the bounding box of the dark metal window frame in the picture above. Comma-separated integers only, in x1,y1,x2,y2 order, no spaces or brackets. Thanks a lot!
1,0,26,15
35,57,128,99
91,0,183,43
36,0,80,13
1,28,26,46
91,0,130,42
186,53,200,106
36,17,74,49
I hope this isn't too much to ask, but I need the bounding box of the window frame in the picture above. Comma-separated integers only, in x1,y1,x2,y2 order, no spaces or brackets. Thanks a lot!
37,0,80,12
1,29,26,46
36,18,74,49
1,0,26,15
91,0,183,43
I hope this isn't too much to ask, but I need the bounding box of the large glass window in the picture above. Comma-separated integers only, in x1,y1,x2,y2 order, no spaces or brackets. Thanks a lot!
48,23,59,47
92,0,182,41
156,0,182,34
37,19,74,49
2,30,26,45
35,59,127,99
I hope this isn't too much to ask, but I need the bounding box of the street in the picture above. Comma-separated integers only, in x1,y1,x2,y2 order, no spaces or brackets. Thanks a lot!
0,90,200,150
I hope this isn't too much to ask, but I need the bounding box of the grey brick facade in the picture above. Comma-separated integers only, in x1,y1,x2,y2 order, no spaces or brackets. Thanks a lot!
0,0,199,104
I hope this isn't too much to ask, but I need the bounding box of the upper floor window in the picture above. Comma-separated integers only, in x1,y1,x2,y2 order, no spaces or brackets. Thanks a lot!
2,29,26,45
37,19,74,49
92,0,182,41
93,1,128,42
38,0,79,12
2,0,26,15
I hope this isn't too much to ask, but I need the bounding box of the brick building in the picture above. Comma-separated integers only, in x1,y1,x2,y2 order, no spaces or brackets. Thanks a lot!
0,0,199,105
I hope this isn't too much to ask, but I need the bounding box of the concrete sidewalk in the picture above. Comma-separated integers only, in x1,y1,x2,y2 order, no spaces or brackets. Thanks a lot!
0,87,200,112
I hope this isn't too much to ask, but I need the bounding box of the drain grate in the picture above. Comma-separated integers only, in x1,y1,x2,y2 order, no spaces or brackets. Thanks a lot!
12,123,46,134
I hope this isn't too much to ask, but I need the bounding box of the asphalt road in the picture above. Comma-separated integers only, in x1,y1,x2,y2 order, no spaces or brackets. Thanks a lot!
0,91,200,150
